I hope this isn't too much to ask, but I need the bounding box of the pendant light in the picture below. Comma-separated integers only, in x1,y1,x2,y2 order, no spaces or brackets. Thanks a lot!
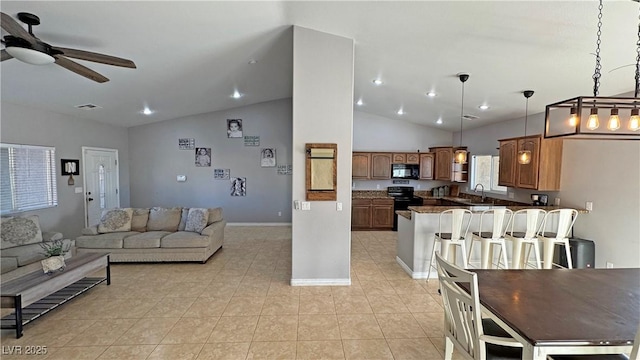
454,73,469,164
518,90,534,165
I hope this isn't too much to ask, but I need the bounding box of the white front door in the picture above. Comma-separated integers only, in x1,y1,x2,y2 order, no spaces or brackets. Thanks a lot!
82,147,120,227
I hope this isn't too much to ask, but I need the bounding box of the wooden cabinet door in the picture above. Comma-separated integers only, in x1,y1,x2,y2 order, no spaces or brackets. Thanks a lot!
392,153,406,163
351,199,372,229
371,153,392,179
498,139,517,187
433,147,453,181
371,199,394,229
516,136,541,189
419,153,434,180
352,152,371,179
406,153,420,164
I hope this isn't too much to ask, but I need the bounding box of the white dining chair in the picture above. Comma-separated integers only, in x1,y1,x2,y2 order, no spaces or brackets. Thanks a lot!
548,320,640,359
537,208,578,269
426,208,472,282
504,209,546,269
435,252,523,360
467,208,513,269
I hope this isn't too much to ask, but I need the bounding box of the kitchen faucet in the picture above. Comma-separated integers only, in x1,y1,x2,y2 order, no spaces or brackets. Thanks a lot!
473,184,485,203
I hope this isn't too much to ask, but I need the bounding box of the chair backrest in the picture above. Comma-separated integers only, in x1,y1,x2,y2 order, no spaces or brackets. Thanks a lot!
540,209,578,239
438,208,473,241
509,209,546,238
435,252,483,360
477,208,513,239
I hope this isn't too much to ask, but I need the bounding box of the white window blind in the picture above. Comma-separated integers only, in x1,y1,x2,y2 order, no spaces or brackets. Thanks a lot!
1,143,58,214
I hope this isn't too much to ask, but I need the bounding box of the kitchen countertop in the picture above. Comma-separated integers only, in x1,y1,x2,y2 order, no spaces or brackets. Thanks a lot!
352,190,393,199
408,204,589,214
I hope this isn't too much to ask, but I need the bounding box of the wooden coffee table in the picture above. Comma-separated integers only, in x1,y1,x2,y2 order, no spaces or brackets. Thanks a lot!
1,253,110,338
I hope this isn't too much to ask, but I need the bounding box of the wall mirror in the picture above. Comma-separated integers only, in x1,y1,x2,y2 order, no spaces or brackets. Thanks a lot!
305,143,337,201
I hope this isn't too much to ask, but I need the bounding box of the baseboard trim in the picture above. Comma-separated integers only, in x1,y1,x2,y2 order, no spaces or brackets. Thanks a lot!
226,222,292,227
290,278,351,286
395,256,435,280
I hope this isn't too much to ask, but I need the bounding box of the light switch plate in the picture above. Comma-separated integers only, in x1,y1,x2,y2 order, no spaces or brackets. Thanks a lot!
301,202,311,211
177,175,187,182
336,202,343,211
74,187,83,194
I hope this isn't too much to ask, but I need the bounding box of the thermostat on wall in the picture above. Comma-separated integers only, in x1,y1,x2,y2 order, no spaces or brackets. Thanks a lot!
177,175,187,182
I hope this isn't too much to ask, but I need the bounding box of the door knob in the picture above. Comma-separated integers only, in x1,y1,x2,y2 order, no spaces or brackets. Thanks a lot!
87,197,94,202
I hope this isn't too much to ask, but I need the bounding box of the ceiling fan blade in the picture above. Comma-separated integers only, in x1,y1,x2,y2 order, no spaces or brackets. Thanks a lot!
1,12,36,44
1,49,13,61
52,47,136,68
54,55,109,83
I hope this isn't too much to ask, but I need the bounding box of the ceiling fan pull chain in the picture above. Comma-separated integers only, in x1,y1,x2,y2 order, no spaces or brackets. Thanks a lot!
592,0,603,97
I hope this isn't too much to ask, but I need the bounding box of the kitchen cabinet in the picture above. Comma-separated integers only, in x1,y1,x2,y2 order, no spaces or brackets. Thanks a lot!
352,152,371,179
498,135,563,191
419,153,434,180
370,153,392,179
406,153,420,164
392,153,406,163
428,147,467,182
351,198,394,230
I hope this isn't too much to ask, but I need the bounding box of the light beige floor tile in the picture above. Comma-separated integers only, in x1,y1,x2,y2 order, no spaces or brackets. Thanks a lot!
299,286,332,296
253,315,298,341
388,279,428,294
147,344,204,360
68,318,138,346
37,346,106,360
143,297,197,318
222,296,265,316
337,314,384,339
261,296,300,315
298,294,335,314
184,297,230,317
375,313,426,338
359,280,397,295
333,295,373,314
387,338,442,359
296,340,345,359
246,341,297,359
234,282,270,297
430,337,467,360
399,293,444,313
2,319,96,348
208,316,259,342
196,342,250,360
161,317,218,344
267,281,301,297
96,345,156,360
297,315,341,341
367,294,410,314
412,312,445,337
342,339,394,360
331,285,365,297
114,317,180,345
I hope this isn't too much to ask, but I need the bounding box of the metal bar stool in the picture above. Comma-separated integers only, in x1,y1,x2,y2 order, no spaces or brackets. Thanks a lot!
467,208,513,269
537,208,578,269
426,208,473,282
504,209,546,269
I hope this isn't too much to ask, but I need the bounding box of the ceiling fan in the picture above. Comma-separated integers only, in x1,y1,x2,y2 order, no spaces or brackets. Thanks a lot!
1,12,136,83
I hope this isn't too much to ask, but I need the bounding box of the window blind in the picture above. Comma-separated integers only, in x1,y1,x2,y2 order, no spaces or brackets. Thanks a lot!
1,143,58,214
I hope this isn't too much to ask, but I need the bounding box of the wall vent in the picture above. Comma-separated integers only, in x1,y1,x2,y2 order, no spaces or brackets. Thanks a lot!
75,103,102,110
463,114,480,120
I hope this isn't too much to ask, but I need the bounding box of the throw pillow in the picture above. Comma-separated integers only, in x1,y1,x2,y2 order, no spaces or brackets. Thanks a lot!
97,208,134,233
131,208,150,232
147,207,182,232
207,207,224,225
185,208,209,233
178,208,189,231
0,215,43,249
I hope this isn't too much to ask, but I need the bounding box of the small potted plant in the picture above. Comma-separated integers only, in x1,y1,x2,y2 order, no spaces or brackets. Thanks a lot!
40,239,70,274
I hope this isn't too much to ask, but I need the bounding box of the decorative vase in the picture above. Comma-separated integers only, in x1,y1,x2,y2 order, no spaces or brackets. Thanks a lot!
41,255,66,274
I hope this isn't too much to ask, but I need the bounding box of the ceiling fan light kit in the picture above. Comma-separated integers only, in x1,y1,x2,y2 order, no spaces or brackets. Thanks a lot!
1,11,136,83
544,0,640,140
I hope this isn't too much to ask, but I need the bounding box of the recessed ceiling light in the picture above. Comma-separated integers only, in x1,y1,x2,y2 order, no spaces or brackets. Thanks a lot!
372,79,383,85
142,108,153,115
426,91,437,97
436,118,443,124
248,59,257,65
478,104,490,110
397,109,405,115
231,90,243,99
356,99,364,106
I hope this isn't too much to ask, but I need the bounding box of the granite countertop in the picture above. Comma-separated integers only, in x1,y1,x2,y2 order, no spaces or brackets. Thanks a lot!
352,190,393,199
396,210,412,220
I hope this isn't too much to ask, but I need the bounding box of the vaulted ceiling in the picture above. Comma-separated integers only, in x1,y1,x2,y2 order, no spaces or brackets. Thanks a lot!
1,1,638,131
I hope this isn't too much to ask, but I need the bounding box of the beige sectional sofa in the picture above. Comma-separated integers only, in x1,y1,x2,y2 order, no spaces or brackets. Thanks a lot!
75,207,226,263
1,215,74,282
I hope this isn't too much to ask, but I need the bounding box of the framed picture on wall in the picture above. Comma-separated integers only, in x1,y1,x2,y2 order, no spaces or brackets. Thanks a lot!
195,147,211,167
260,148,276,167
214,169,230,180
178,138,195,150
231,177,246,196
227,119,243,138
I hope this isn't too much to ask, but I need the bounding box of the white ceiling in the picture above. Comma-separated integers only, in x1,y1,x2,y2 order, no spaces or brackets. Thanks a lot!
1,1,638,131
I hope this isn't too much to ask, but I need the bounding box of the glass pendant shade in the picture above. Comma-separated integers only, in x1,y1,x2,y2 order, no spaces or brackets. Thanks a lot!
454,149,467,164
568,107,579,127
517,150,532,165
607,108,620,131
586,108,600,130
629,108,640,131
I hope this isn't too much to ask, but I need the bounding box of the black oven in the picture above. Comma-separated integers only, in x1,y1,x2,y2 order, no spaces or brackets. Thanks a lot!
387,186,423,231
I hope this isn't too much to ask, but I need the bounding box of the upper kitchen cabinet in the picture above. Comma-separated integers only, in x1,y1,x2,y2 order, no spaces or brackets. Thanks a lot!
429,147,467,182
405,153,420,164
498,135,563,191
419,153,434,180
370,153,392,179
392,152,420,164
352,152,371,179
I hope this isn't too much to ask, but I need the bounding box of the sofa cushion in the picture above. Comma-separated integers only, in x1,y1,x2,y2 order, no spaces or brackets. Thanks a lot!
98,208,134,233
161,232,210,248
178,208,189,231
131,208,150,232
1,215,43,250
207,207,223,225
147,207,182,232
1,257,18,274
123,231,168,249
185,208,209,233
76,232,139,249
1,239,73,266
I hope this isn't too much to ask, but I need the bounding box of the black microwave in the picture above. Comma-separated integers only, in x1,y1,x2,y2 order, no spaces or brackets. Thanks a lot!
391,164,419,179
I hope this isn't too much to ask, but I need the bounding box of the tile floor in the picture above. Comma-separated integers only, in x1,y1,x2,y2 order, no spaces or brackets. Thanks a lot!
0,226,456,360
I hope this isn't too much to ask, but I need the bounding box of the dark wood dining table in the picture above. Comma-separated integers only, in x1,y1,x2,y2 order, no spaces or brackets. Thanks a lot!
461,268,639,359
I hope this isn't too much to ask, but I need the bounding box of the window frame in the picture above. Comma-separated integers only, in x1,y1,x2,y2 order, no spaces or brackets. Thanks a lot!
470,154,507,194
